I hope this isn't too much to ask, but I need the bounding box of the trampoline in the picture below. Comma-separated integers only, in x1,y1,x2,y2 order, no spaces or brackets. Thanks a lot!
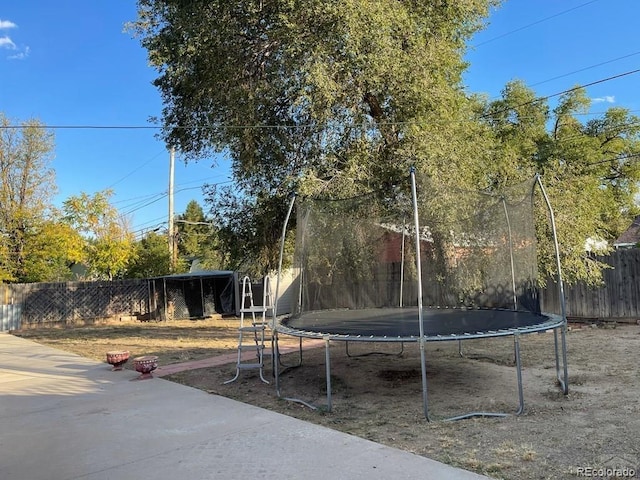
271,169,569,420
279,307,563,340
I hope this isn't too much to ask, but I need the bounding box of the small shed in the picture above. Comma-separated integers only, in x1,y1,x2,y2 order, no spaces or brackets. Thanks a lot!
150,271,240,320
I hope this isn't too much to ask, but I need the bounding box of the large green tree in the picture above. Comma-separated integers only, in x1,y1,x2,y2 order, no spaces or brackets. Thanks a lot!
204,185,291,275
63,190,136,280
175,199,222,270
19,220,85,282
132,0,497,272
126,230,172,278
481,81,640,284
0,114,83,282
131,2,640,284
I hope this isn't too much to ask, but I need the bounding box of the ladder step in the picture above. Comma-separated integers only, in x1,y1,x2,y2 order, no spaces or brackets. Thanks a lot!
238,345,265,351
223,275,273,385
238,363,263,369
239,326,266,332
240,306,270,313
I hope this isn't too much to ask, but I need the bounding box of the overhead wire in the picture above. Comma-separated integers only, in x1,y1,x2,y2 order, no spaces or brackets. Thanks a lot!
473,0,603,47
112,190,168,206
584,152,640,168
1,65,638,133
529,51,640,89
478,68,640,119
5,1,637,240
114,176,231,210
6,73,634,135
124,180,233,232
130,215,168,231
107,150,166,189
5,65,637,236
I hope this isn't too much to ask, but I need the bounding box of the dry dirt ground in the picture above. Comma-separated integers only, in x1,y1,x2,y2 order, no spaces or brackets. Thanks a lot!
13,318,640,480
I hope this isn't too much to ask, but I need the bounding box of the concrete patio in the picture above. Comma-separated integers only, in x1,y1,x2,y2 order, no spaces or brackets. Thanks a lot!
0,333,489,480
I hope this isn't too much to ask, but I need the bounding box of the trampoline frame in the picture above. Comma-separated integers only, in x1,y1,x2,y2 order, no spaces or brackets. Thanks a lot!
271,170,569,421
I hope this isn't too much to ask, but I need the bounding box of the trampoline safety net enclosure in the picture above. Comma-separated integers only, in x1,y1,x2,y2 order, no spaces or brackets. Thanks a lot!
275,171,568,420
284,174,543,337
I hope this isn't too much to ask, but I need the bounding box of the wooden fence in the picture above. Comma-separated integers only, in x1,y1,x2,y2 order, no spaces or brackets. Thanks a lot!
1,249,639,330
0,280,150,330
540,249,640,322
0,304,21,331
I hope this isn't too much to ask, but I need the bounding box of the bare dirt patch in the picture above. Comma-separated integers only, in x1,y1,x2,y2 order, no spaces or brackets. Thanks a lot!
14,319,640,480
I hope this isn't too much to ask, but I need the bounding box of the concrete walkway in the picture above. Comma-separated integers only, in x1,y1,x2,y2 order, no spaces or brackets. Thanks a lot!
0,333,489,480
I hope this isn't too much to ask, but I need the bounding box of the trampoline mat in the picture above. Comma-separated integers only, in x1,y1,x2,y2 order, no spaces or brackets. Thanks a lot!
280,307,562,340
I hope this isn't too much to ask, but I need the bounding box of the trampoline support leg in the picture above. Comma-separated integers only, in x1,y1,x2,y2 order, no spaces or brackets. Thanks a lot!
274,331,281,398
274,332,320,411
277,337,304,372
442,334,525,421
295,337,303,365
419,338,430,421
514,333,525,415
324,336,332,412
554,325,569,395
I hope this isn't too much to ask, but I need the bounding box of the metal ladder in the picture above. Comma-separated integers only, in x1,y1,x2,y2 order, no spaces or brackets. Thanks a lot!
224,275,273,384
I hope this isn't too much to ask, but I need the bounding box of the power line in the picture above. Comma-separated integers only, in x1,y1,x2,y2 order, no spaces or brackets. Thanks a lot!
174,220,214,226
113,174,230,209
480,68,640,119
474,0,603,48
0,124,162,130
529,50,640,89
107,150,166,189
121,181,233,217
584,152,640,168
0,122,317,131
130,216,168,231
2,66,637,138
173,174,229,187
112,191,167,206
119,192,169,215
3,67,637,132
131,220,167,236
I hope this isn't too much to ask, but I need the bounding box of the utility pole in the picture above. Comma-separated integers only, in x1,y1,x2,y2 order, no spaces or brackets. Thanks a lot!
168,147,176,271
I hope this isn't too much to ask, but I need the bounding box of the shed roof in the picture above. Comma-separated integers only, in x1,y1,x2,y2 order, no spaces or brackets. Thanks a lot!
613,215,640,247
154,270,235,280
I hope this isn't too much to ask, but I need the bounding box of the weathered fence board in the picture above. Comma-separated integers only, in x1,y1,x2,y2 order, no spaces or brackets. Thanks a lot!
0,304,22,331
0,280,150,327
541,249,640,321
2,249,640,327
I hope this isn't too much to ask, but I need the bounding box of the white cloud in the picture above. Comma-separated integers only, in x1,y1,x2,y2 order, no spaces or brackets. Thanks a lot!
0,19,28,60
0,19,17,30
0,35,16,49
592,96,616,104
8,45,29,60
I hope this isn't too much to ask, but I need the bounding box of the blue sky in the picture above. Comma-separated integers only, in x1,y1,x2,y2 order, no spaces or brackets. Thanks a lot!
1,0,639,238
464,0,640,108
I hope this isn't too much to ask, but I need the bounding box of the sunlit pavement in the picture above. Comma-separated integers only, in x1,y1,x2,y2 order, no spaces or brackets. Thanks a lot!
0,333,488,480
